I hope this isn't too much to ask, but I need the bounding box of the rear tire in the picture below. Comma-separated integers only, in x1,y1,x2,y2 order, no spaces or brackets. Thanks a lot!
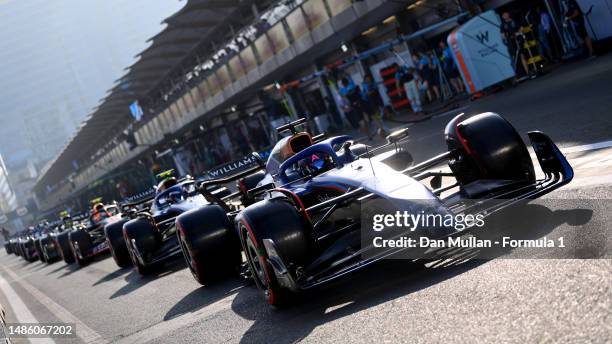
24,240,38,262
123,218,160,275
35,239,46,263
69,230,93,267
40,237,57,263
104,219,131,268
55,231,75,264
176,205,241,285
236,198,310,307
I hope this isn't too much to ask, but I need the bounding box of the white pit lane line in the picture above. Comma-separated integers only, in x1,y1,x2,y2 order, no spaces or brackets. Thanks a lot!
0,265,107,344
560,140,612,154
0,270,55,344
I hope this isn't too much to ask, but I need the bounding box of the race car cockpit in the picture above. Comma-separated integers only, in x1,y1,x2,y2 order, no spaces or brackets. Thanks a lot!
265,119,324,180
90,200,120,225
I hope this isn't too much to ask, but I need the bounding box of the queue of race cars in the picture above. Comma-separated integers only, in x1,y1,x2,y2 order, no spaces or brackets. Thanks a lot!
4,113,573,307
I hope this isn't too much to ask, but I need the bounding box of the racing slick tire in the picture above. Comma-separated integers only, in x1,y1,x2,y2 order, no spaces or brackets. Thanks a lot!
445,112,535,186
176,205,241,285
104,218,131,268
123,218,161,275
16,241,25,257
15,242,22,257
236,198,310,307
23,240,37,262
69,230,93,267
40,236,58,264
55,231,75,264
34,239,46,263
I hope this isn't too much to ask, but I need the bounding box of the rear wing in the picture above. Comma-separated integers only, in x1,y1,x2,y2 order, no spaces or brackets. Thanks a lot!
199,160,265,207
119,189,156,214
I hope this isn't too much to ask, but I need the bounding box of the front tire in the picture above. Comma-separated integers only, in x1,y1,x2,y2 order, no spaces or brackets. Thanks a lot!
176,205,241,285
55,232,75,264
69,230,93,267
237,198,310,307
445,112,535,185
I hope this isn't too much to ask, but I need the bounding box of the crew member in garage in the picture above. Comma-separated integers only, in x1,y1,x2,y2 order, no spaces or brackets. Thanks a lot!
565,0,595,58
361,75,388,137
395,64,424,116
339,77,372,139
500,12,530,77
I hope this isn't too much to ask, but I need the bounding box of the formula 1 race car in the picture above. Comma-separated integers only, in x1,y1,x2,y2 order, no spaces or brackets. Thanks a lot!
7,235,22,257
5,235,18,255
102,191,154,269
64,201,123,266
15,226,45,263
177,114,573,306
35,217,75,264
116,171,231,274
53,212,88,264
30,221,63,264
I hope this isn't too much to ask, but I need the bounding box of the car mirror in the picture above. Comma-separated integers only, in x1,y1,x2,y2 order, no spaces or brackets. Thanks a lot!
430,175,442,190
251,152,265,167
386,128,409,144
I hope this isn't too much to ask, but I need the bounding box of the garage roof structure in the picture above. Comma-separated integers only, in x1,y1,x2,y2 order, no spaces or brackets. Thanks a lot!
37,0,261,190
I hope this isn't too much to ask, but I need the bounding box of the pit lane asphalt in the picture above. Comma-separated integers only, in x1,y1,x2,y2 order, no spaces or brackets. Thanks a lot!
1,54,611,344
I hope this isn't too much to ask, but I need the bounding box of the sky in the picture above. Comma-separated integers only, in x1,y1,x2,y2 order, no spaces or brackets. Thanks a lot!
0,0,184,171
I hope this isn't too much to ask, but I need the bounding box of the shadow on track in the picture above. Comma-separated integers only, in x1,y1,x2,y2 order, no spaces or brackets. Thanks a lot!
25,261,56,274
91,266,132,287
109,257,187,299
229,203,593,343
56,263,81,278
232,258,477,344
47,262,73,275
163,279,251,321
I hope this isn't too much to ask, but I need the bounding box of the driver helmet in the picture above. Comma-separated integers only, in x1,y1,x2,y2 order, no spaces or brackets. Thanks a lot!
157,177,178,192
92,203,107,222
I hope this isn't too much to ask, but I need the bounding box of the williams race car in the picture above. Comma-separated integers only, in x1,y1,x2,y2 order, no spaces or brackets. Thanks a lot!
117,171,231,275
177,114,573,306
16,226,44,263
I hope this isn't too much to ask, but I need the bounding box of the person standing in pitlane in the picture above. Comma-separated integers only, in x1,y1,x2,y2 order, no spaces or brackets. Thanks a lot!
339,77,372,140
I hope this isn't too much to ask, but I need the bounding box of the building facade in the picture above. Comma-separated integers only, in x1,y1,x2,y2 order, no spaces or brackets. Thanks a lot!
0,155,19,230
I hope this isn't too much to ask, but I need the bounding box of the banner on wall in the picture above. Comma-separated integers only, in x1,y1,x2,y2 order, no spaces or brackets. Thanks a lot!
448,10,515,94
